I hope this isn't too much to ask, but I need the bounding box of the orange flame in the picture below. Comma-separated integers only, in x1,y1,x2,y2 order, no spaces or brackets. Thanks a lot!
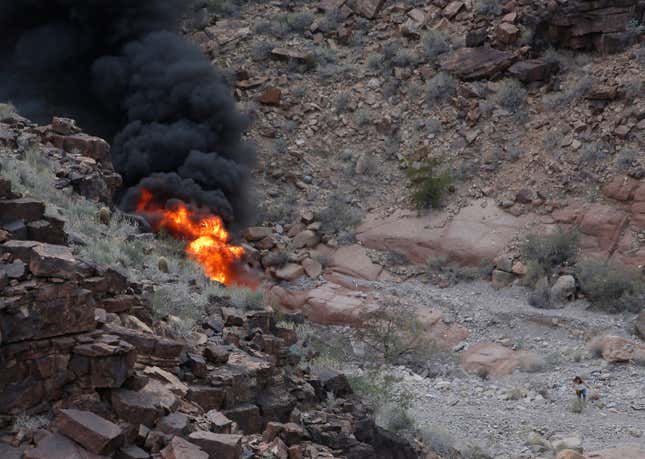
136,189,245,285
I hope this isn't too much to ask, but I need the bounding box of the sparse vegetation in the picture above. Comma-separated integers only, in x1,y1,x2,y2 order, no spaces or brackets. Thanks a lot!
425,72,457,106
251,41,275,61
492,79,527,113
427,256,492,284
318,192,363,236
519,229,579,287
474,0,501,16
0,102,16,120
406,157,452,209
352,301,435,364
575,259,644,313
422,30,450,62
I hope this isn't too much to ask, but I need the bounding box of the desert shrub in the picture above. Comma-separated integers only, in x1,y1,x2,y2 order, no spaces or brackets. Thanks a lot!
543,130,560,151
520,229,579,281
622,79,643,99
367,53,384,71
319,8,342,33
353,301,435,364
422,30,450,62
335,92,349,113
427,256,491,284
273,138,288,155
251,41,275,61
391,49,416,67
578,142,608,166
527,281,551,308
230,287,265,310
355,109,372,126
575,259,644,313
616,148,637,171
426,72,457,106
492,79,527,113
474,0,501,16
406,157,452,209
376,403,414,433
319,192,363,234
543,74,593,108
0,102,16,120
626,18,645,39
519,353,546,373
419,426,457,457
286,12,314,33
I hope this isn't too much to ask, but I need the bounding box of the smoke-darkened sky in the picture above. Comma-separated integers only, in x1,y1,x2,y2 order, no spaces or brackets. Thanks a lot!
0,0,255,226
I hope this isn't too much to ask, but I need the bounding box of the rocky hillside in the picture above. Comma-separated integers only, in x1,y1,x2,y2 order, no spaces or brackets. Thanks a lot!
1,0,644,458
0,114,421,458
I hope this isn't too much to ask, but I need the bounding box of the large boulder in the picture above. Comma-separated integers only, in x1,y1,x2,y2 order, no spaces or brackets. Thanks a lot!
24,433,109,459
461,343,521,377
440,47,518,80
593,335,645,363
508,59,559,82
55,409,124,455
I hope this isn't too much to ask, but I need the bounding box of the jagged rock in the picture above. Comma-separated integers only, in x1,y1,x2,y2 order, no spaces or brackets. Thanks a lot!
187,386,227,411
29,243,85,279
160,437,208,459
313,368,352,397
205,409,234,433
257,386,297,423
115,445,150,459
52,117,81,135
291,230,319,249
48,133,111,165
541,0,644,53
0,259,26,279
301,257,322,278
55,409,124,455
509,59,559,82
275,263,305,281
352,0,385,18
71,336,136,388
24,433,108,459
102,324,184,369
111,389,166,427
187,431,242,459
223,403,262,434
551,275,576,302
440,47,517,80
157,413,190,435
0,197,45,224
205,343,230,365
496,22,520,44
243,226,273,241
443,1,464,18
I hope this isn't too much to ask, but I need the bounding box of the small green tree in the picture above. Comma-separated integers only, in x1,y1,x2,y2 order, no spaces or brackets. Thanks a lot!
406,157,452,209
353,302,434,364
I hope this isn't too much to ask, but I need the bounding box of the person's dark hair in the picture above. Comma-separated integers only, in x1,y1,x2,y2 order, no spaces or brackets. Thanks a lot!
573,376,583,383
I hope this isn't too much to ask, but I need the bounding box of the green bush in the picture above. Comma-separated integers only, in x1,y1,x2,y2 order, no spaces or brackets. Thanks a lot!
520,229,579,283
406,157,452,209
575,259,644,313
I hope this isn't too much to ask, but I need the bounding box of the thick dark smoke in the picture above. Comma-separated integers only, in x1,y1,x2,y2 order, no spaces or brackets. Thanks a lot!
0,0,255,226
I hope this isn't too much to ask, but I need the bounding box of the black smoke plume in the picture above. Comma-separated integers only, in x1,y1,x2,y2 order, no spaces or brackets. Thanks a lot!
0,0,254,227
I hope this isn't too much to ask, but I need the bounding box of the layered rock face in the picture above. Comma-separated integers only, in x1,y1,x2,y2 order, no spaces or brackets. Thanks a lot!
539,0,645,53
0,168,418,458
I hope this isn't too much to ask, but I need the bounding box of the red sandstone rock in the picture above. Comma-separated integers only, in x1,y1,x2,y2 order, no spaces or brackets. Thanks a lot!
56,409,124,455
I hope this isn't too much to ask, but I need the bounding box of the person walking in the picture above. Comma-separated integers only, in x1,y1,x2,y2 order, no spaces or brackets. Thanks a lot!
572,376,589,402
